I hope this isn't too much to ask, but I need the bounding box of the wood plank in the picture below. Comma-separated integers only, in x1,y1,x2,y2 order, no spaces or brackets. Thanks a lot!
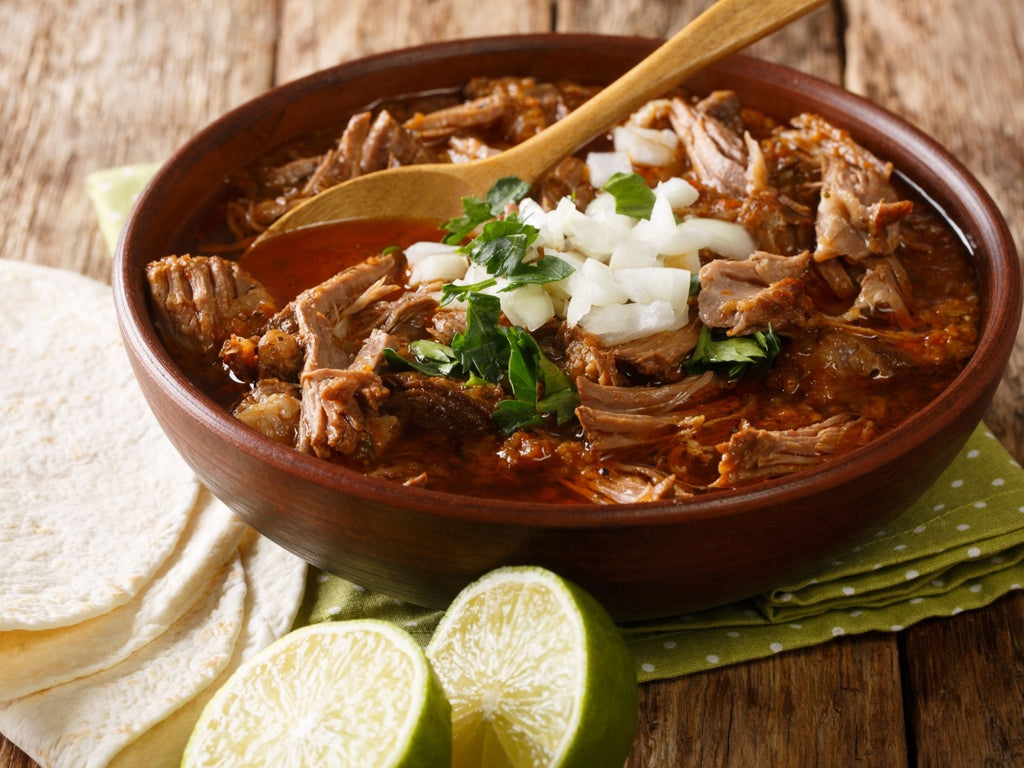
902,592,1024,766
275,0,553,83
626,636,907,767
555,0,842,82
0,0,277,283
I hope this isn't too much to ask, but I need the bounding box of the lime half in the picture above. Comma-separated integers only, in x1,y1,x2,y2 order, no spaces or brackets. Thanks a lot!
426,566,638,768
181,620,451,768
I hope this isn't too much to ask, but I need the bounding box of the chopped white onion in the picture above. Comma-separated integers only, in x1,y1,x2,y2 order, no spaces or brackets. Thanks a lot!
680,217,756,260
579,301,684,345
656,177,700,208
500,283,555,331
608,237,659,270
574,259,629,306
612,124,680,167
585,151,634,188
408,252,469,286
404,241,461,264
614,267,691,308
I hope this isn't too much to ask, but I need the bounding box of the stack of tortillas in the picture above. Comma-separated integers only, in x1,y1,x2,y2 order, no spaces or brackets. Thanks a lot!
0,259,308,768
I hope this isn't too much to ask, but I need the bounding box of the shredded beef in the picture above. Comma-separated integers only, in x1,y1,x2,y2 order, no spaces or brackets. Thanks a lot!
298,367,397,460
698,251,816,336
385,372,505,435
670,95,748,195
146,255,277,359
557,322,624,386
714,414,877,487
608,320,702,381
843,255,915,328
576,372,717,415
785,114,914,265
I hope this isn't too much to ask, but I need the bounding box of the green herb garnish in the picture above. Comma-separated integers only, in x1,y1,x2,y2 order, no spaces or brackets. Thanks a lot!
439,178,573,306
493,325,579,433
686,324,782,379
387,179,581,435
602,172,657,219
386,292,579,435
441,176,533,244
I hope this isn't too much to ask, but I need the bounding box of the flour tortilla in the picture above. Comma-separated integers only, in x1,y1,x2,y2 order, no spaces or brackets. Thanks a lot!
0,553,248,768
0,487,247,700
0,259,199,630
106,530,307,768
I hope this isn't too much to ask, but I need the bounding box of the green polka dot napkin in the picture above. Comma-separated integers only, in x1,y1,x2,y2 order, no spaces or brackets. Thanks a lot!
88,165,1024,683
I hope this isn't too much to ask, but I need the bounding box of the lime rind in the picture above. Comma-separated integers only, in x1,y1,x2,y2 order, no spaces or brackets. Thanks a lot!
426,565,638,768
181,620,451,768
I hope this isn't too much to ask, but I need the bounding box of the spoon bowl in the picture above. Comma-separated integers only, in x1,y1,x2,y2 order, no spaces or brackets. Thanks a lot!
256,0,826,241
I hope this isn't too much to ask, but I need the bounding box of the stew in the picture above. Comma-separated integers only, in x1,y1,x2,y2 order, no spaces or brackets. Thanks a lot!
145,77,980,504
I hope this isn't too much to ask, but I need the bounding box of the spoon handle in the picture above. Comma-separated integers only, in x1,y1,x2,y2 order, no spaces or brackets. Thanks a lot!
497,0,827,183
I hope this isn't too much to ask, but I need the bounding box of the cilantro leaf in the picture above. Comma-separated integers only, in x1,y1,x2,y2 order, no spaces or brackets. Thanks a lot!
440,278,498,306
493,325,580,435
452,292,507,383
464,217,539,276
486,176,533,211
505,255,574,291
383,341,460,378
603,172,657,219
441,176,533,244
686,324,782,379
492,399,541,434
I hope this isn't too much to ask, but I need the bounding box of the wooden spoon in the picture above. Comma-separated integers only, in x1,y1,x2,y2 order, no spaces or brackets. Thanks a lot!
255,0,825,242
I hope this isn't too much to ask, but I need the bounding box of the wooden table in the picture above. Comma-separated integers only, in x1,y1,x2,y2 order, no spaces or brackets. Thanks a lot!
3,1,1022,765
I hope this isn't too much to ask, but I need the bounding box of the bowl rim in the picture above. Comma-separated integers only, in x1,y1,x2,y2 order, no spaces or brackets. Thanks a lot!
113,33,1022,529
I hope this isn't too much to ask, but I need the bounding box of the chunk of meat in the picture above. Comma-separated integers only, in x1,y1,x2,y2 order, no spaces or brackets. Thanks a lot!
670,95,748,195
557,323,625,386
233,379,302,445
698,251,816,336
714,413,877,487
738,134,817,255
298,367,397,460
291,255,397,371
385,372,505,435
576,371,717,415
403,93,508,142
146,255,277,359
843,255,915,328
301,111,373,196
785,114,914,264
608,321,702,381
536,157,596,212
360,110,440,172
577,407,703,456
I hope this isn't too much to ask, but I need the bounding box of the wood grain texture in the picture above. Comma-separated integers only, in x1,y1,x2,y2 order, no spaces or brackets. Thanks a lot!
1,1,1022,767
902,594,1024,766
275,0,553,82
0,0,277,282
626,636,908,767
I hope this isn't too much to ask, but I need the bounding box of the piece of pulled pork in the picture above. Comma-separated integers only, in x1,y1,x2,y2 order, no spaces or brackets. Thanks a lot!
714,413,878,487
698,250,817,337
146,255,277,359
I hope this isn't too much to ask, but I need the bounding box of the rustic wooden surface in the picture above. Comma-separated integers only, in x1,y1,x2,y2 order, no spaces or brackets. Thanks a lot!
2,0,1022,765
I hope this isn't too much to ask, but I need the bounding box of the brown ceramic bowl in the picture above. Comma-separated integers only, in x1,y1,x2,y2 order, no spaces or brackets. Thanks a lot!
113,35,1021,621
